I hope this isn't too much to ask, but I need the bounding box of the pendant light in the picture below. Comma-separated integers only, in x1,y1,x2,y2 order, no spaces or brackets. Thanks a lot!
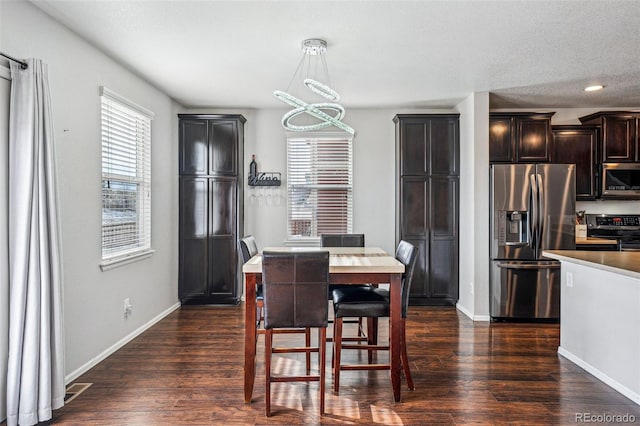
274,39,355,135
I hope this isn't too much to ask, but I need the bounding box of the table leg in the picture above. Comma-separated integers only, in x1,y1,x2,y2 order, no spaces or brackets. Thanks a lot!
244,273,257,403
389,273,402,402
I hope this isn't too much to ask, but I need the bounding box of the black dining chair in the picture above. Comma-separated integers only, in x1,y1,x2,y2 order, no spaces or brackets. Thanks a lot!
320,234,371,343
331,240,418,393
262,250,330,416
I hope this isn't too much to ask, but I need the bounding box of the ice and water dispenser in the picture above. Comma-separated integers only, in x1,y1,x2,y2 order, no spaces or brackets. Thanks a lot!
497,210,529,246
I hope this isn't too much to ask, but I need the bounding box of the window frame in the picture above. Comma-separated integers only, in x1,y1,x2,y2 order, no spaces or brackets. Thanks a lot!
286,132,353,245
99,87,154,270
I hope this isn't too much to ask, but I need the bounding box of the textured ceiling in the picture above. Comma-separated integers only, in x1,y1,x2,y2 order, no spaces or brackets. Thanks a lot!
31,0,640,109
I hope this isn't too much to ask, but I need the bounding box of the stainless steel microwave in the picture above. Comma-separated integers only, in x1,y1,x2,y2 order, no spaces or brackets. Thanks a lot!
602,163,640,198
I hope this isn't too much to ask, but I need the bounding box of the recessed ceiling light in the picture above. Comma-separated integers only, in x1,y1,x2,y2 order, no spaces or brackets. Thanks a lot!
584,85,604,92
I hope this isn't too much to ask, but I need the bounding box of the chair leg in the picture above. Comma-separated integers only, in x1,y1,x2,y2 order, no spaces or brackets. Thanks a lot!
400,319,414,391
305,328,311,375
366,317,379,363
319,327,326,416
265,329,272,417
333,318,343,393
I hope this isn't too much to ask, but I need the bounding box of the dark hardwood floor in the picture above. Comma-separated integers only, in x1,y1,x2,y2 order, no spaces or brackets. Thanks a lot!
41,306,639,425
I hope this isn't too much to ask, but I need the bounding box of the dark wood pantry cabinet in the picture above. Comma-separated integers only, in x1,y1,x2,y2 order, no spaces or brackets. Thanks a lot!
551,125,599,200
394,114,459,306
178,114,245,305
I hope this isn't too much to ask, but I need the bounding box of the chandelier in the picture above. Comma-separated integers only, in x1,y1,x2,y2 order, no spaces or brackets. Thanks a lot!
274,39,355,135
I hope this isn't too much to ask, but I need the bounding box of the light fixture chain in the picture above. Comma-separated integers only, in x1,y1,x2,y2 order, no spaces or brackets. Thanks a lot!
321,54,331,88
285,52,307,94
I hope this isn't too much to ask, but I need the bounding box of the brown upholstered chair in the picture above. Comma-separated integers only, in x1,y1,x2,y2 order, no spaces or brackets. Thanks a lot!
331,240,418,393
320,233,365,248
239,236,313,373
262,250,330,416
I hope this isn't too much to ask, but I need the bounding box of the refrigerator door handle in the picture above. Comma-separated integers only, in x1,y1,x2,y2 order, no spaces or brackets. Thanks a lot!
529,173,538,251
496,262,560,270
536,173,544,254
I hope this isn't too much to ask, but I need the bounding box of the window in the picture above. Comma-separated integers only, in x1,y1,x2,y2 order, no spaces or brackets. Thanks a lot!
287,135,353,240
100,87,153,268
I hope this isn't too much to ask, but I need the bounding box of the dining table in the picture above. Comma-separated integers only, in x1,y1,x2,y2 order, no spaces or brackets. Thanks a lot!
242,246,406,403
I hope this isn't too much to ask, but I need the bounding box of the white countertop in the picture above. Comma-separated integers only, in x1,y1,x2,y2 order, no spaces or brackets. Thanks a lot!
543,250,640,280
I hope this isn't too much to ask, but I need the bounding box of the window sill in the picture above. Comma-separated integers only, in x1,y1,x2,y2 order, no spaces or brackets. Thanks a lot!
100,249,155,271
283,238,320,247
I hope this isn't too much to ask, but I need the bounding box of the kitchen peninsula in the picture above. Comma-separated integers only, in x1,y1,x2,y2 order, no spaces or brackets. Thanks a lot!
543,250,640,405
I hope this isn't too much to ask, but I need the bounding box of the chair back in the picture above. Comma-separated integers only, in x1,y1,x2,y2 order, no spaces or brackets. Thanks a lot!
239,235,259,264
262,251,330,329
395,240,418,318
321,233,365,248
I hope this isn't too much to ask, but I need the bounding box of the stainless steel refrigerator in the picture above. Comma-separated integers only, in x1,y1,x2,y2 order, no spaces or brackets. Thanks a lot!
490,164,575,320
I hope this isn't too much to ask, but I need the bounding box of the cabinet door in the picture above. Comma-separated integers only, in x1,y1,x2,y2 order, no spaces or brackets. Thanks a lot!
400,177,428,298
429,176,459,300
516,118,551,162
179,120,208,175
208,178,237,299
552,127,598,199
489,116,514,162
431,118,459,175
399,119,428,175
209,120,238,175
602,116,637,162
179,177,208,301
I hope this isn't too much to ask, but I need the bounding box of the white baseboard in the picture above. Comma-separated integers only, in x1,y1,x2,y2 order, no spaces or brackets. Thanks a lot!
455,303,491,322
558,346,640,406
456,302,473,319
65,302,181,384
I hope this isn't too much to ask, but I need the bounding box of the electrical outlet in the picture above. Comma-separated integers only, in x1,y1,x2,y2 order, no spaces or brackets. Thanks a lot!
566,272,574,288
123,298,132,317
469,281,474,295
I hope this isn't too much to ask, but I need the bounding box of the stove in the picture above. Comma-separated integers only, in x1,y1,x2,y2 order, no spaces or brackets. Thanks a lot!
585,214,640,251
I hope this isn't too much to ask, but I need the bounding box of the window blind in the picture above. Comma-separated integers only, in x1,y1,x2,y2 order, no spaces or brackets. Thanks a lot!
101,88,153,260
287,137,353,239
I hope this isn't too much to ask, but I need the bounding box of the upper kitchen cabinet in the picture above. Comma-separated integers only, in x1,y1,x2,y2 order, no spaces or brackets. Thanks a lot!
490,112,555,163
551,125,599,200
395,114,459,306
579,112,639,163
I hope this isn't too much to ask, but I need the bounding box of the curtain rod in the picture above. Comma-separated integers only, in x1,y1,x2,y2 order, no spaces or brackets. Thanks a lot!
0,52,28,69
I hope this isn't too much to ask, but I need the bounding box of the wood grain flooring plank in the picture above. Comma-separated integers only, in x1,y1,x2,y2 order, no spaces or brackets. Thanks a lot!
15,305,638,426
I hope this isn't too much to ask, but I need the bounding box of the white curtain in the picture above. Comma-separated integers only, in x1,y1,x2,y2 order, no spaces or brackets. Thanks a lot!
6,59,64,426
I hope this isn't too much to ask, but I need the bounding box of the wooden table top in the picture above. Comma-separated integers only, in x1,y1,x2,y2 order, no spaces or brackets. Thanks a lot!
241,246,405,274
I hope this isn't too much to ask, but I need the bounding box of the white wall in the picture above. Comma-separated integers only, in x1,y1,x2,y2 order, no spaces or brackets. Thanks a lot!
0,65,10,422
456,93,490,320
1,0,180,382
